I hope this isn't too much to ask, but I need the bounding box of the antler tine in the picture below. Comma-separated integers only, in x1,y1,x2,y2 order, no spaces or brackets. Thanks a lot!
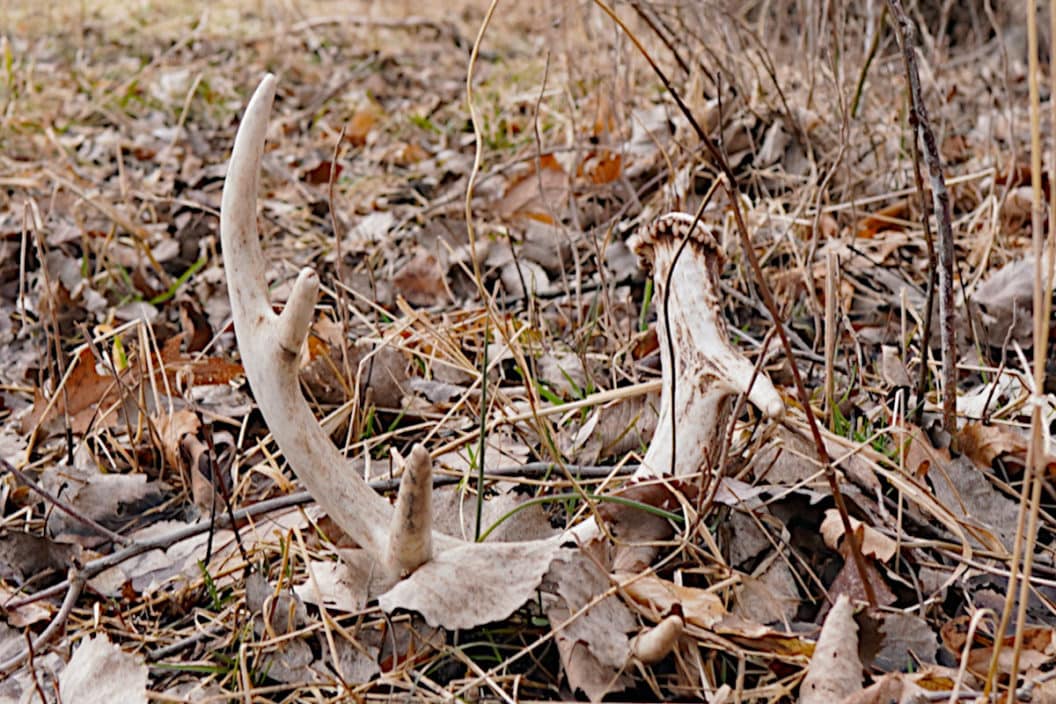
221,74,394,561
387,444,434,576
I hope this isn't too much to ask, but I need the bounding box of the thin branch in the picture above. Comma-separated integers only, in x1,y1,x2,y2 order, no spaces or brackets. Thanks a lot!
886,0,958,431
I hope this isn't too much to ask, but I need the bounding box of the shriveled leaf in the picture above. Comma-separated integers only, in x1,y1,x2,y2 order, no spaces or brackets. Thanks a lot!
498,154,569,223
799,595,862,704
957,421,1029,470
820,509,897,563
154,408,200,471
618,572,726,628
59,635,147,704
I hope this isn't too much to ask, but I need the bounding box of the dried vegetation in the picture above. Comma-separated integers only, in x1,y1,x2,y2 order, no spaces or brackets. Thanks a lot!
1,0,1056,701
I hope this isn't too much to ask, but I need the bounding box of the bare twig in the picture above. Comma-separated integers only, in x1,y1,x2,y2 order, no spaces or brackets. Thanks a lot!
886,0,958,431
0,568,83,674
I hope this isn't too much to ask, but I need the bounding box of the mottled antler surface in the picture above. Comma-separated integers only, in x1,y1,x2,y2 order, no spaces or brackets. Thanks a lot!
628,213,784,478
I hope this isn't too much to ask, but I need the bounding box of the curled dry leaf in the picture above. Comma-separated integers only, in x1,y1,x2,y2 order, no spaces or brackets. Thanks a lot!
799,595,862,704
392,248,450,307
820,509,897,563
617,572,725,629
498,154,569,223
630,614,683,664
957,420,1030,470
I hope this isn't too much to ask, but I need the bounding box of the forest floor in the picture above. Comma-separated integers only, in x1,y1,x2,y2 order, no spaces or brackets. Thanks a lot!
2,1,1056,702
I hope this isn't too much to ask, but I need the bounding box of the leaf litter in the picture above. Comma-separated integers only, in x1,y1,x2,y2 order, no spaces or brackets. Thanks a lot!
2,1,1056,702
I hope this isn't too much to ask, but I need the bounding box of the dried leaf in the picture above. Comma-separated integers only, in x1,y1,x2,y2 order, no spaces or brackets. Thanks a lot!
498,154,569,223
59,635,148,704
378,539,566,629
969,256,1040,346
618,573,725,629
734,557,800,625
874,612,938,672
346,105,382,146
300,159,342,185
926,453,1018,552
42,463,168,547
393,248,450,307
827,552,895,607
958,421,1028,469
799,595,862,704
820,509,897,563
838,672,926,704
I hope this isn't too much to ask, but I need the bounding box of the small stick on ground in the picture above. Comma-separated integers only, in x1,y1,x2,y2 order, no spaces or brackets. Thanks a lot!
886,0,958,432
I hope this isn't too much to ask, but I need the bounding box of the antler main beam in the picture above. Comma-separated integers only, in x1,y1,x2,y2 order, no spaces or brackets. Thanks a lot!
221,75,395,562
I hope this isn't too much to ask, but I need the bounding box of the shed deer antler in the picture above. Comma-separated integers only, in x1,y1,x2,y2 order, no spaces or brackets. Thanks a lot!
220,74,784,629
627,213,784,480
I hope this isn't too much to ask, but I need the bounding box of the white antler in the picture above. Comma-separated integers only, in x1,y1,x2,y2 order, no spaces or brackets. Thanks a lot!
628,213,784,479
220,75,784,628
222,75,564,629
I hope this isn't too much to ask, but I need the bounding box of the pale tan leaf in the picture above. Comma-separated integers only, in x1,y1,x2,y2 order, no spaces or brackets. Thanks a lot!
378,539,566,629
630,614,683,664
59,635,148,704
799,595,862,704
